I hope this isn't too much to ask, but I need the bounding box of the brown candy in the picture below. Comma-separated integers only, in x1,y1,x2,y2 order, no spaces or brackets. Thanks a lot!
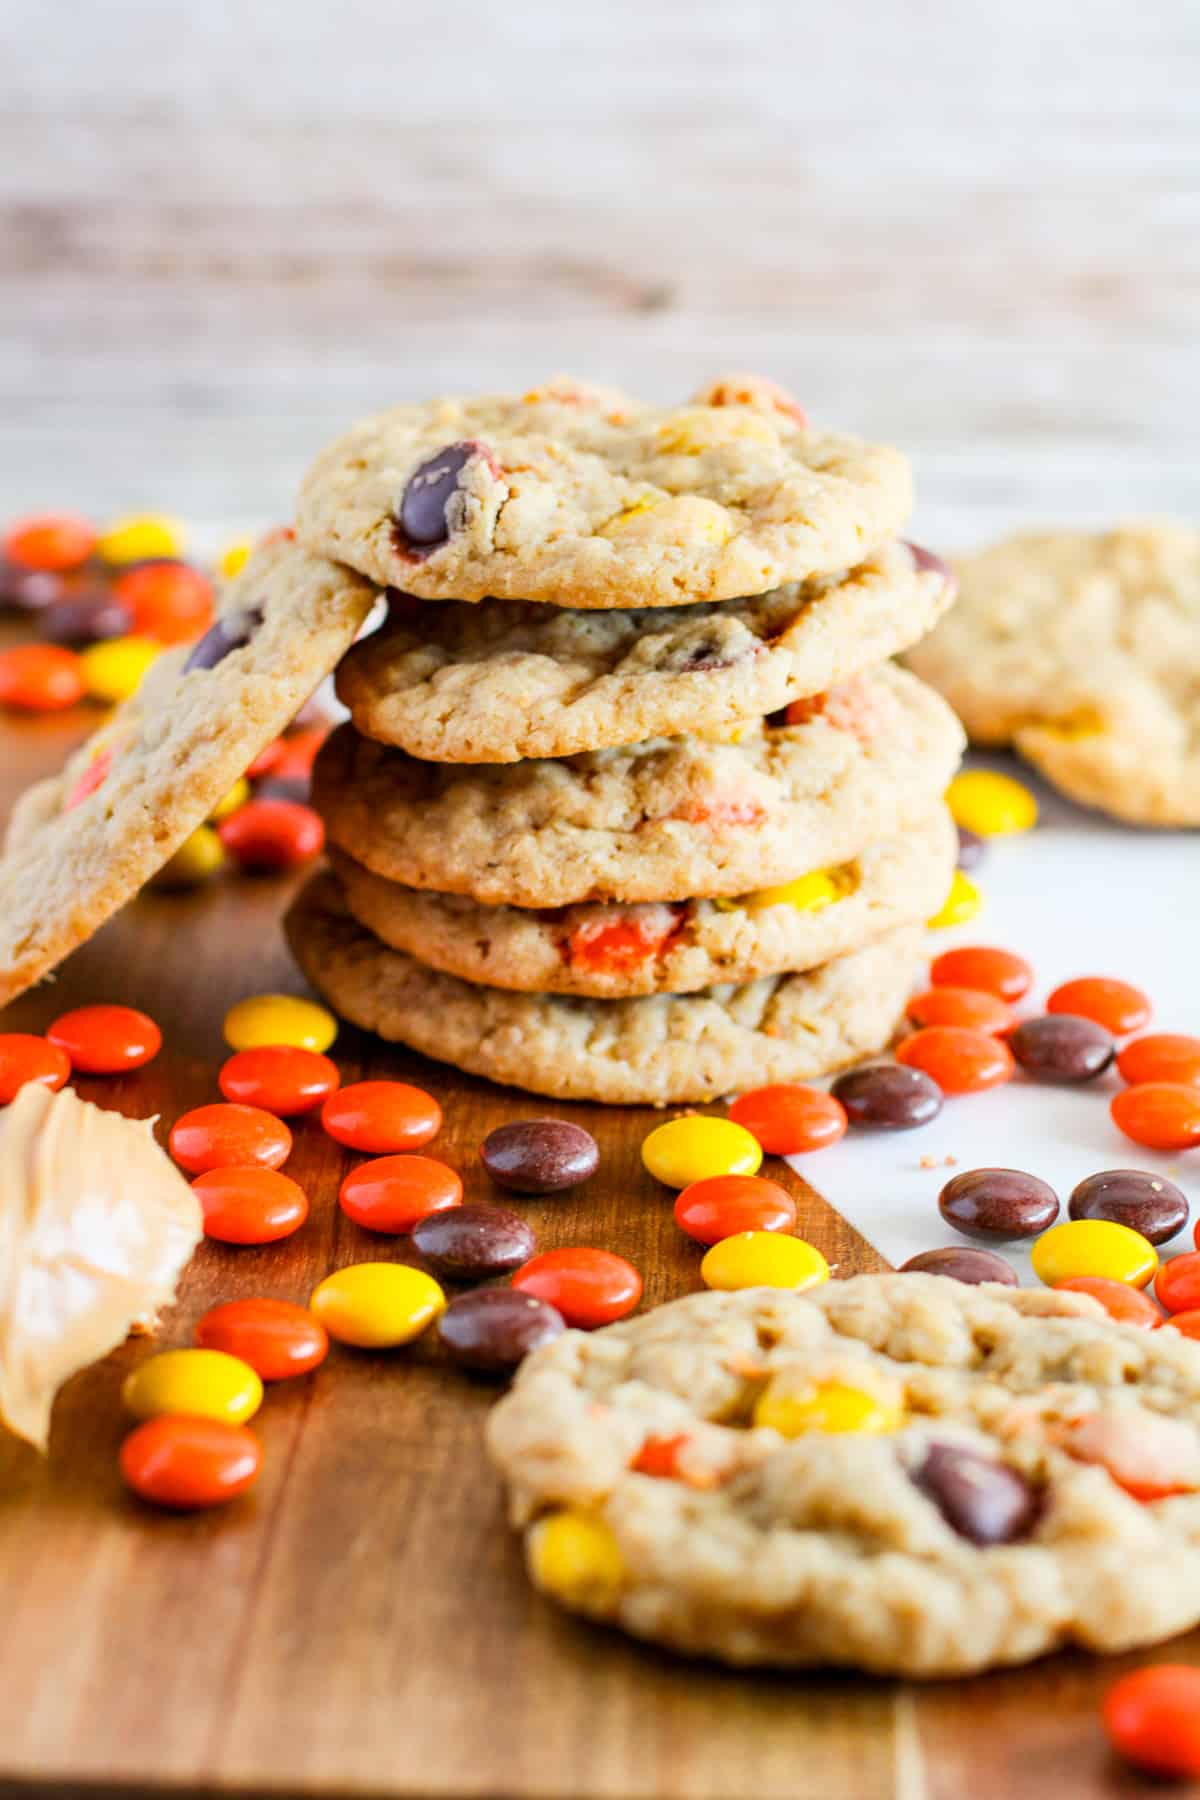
832,1063,943,1131
900,1246,1018,1285
480,1120,599,1194
1007,1014,1114,1084
437,1287,566,1375
1069,1169,1189,1246
411,1203,535,1281
911,1442,1040,1545
938,1168,1060,1240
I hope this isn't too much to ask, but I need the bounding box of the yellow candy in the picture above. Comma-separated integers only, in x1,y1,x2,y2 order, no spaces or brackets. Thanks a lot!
656,408,776,454
599,495,733,546
223,993,338,1053
80,635,160,705
1038,706,1105,741
310,1263,445,1348
754,1378,903,1437
744,867,853,914
218,538,253,580
209,777,251,823
1031,1220,1158,1290
151,824,227,888
641,1116,762,1188
927,870,983,929
527,1511,626,1608
946,770,1038,838
97,513,185,564
122,1349,262,1425
700,1231,830,1292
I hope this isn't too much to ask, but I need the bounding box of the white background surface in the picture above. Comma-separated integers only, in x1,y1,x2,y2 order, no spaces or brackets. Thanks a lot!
798,755,1200,1280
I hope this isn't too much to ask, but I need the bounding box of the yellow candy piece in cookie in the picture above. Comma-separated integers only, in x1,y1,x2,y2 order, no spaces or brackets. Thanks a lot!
528,1511,626,1608
754,1378,903,1437
599,495,733,546
744,867,854,914
1036,706,1106,741
656,408,777,455
947,770,1038,837
928,870,983,929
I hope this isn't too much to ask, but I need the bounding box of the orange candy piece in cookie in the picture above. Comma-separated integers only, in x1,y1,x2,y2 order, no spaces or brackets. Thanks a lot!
566,905,684,973
694,373,808,428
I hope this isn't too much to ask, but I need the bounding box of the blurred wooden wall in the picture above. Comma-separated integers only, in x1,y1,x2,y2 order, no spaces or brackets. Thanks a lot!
1,0,1197,546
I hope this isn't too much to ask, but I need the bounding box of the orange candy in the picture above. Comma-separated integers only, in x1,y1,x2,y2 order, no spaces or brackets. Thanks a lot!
895,1026,1015,1096
1164,1308,1200,1342
193,1166,309,1245
321,1080,441,1153
566,907,682,973
727,1084,847,1154
928,945,1033,1002
1047,976,1151,1036
270,727,329,782
244,738,285,779
169,1102,291,1175
0,644,85,712
631,1434,693,1479
114,563,214,643
1103,1665,1200,1778
120,1415,261,1510
511,1248,643,1328
63,746,113,811
339,1154,462,1234
4,512,96,571
1053,1275,1162,1329
219,1045,339,1116
906,986,1013,1034
674,1174,797,1246
1112,1083,1200,1152
195,1298,329,1380
1155,1252,1200,1315
47,1003,162,1074
217,799,324,871
1118,1033,1200,1089
0,1033,71,1103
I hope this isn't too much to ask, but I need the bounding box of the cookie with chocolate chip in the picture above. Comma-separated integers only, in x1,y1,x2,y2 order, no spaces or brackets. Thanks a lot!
296,374,914,609
337,540,955,762
0,540,375,1005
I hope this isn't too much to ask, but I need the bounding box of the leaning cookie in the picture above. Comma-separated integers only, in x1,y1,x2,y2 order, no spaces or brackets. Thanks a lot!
487,1274,1200,1676
285,874,920,1105
328,808,956,997
906,522,1200,826
312,665,965,908
295,374,913,609
337,540,955,762
0,541,376,1006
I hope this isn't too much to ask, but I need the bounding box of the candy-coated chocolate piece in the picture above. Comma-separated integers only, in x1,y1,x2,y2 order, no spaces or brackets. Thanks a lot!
169,1102,291,1174
397,443,480,548
41,591,133,645
1163,1307,1200,1342
480,1119,598,1193
1056,1410,1200,1502
122,1347,262,1424
411,1203,534,1280
79,635,160,703
896,1026,1014,1095
512,1247,643,1327
322,1080,441,1153
699,1231,829,1293
1031,1218,1157,1289
1068,1169,1188,1246
1118,1032,1200,1089
946,769,1037,837
193,1166,309,1245
1112,1083,1200,1151
754,1378,901,1437
832,1063,942,1131
640,1116,762,1188
114,562,213,644
1007,1013,1114,1084
955,825,985,871
97,513,185,564
673,1174,796,1246
929,945,1033,1002
195,1298,328,1380
907,986,1013,1034
222,993,337,1054
339,1154,462,1234
0,643,85,711
217,798,324,870
0,1033,70,1103
1103,1666,1200,1778
1155,1252,1200,1315
911,1443,1039,1545
219,1045,339,1116
1053,1276,1162,1329
1047,976,1151,1036
437,1287,565,1373
120,1416,260,1510
939,1168,1059,1240
63,746,113,811
728,1084,847,1154
218,538,253,579
4,512,96,571
927,870,982,928
527,1510,625,1607
310,1262,445,1348
184,605,263,673
742,869,846,913
47,1003,162,1074
151,824,227,887
209,776,251,823
900,1247,1017,1285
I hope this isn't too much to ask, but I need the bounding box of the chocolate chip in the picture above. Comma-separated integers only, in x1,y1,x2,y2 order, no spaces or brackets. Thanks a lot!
938,1168,1060,1240
480,1119,599,1194
412,1203,536,1281
41,591,134,645
395,442,480,549
900,1247,1018,1285
911,1442,1040,1545
659,636,737,674
183,605,264,672
437,1287,566,1375
956,825,986,871
1008,1014,1115,1085
832,1063,943,1131
1069,1169,1189,1246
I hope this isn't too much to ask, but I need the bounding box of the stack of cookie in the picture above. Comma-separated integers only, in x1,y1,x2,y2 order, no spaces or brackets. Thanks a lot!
285,376,966,1105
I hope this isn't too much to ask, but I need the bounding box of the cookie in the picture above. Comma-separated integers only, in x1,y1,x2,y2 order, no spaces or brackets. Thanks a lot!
312,664,964,908
906,522,1200,826
336,540,955,762
285,874,920,1104
328,808,956,997
0,541,376,1006
487,1273,1200,1676
295,375,913,609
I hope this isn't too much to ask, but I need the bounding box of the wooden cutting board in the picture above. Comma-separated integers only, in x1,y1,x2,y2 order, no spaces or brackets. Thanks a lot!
0,704,1176,1800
